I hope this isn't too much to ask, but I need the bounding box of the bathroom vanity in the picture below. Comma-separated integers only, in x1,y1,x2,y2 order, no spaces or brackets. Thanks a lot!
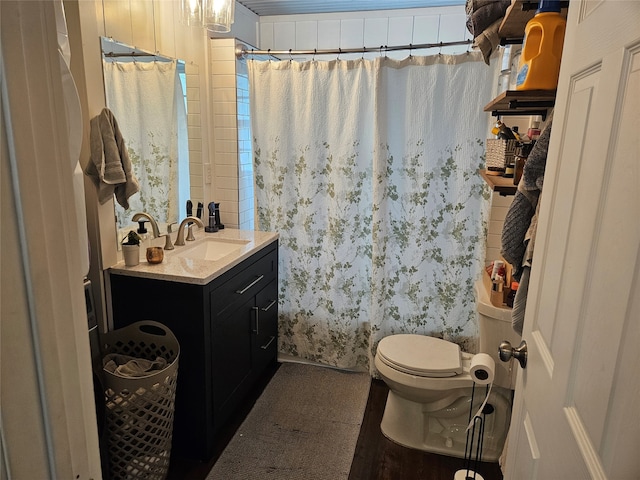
108,230,278,460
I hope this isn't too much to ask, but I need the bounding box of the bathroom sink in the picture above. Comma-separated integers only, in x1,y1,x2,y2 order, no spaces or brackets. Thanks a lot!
174,238,250,262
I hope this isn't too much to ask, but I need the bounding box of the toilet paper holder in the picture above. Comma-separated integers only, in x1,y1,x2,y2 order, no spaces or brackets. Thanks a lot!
498,340,528,369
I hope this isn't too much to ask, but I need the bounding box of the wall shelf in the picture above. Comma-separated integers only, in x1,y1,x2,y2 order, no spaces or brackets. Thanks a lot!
499,0,569,44
484,89,556,120
480,170,517,196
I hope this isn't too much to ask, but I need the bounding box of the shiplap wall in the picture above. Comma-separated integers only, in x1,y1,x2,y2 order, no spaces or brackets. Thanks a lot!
257,5,472,60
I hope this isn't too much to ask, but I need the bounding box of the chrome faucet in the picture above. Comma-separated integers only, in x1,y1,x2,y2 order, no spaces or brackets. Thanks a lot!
131,212,160,238
175,217,204,246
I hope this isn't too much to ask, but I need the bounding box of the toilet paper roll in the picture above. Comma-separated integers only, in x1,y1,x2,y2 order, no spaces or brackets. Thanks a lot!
469,353,495,385
466,354,496,432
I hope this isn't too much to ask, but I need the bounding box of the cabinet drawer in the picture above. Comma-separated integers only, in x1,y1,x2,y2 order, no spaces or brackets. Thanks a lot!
211,246,277,319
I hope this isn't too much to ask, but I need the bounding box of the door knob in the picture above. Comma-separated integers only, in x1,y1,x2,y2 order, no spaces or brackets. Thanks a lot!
498,340,528,369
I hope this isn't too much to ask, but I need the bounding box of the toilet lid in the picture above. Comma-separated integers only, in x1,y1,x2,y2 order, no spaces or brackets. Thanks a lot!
377,334,462,377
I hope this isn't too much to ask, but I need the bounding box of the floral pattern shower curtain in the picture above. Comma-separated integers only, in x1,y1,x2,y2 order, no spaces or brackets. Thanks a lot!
103,60,185,229
249,53,497,373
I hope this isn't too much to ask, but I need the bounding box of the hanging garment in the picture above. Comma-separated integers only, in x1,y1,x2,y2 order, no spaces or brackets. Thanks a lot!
85,107,139,209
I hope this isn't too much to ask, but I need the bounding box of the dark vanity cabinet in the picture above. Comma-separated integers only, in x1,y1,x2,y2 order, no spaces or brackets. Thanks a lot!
109,241,278,461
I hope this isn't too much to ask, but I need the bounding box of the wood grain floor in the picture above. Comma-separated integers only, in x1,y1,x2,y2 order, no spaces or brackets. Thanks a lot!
167,363,504,480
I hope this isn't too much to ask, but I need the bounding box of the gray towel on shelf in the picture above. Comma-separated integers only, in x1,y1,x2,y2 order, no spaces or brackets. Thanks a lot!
84,108,139,209
473,18,503,65
466,0,511,38
501,116,553,280
103,353,167,378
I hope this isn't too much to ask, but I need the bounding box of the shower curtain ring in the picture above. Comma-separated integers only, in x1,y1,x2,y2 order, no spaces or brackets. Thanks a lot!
289,49,293,62
362,47,365,60
337,48,341,61
313,48,316,62
439,42,443,55
409,44,412,58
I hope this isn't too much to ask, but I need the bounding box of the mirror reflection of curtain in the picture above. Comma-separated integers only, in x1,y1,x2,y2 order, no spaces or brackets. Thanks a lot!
250,53,497,374
103,60,188,229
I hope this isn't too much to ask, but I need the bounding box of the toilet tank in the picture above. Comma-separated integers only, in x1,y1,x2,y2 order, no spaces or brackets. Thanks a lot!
475,275,522,390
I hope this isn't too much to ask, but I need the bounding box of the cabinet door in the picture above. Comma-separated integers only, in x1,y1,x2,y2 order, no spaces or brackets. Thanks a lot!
109,274,212,460
252,280,278,373
210,291,253,418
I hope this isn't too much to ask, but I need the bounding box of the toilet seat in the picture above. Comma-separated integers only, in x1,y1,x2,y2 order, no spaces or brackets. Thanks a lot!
376,334,462,378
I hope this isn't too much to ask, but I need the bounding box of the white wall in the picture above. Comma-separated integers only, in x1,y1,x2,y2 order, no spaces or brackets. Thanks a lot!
257,5,472,60
486,192,514,266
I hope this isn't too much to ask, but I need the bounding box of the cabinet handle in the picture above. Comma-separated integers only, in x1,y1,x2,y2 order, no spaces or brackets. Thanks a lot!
261,336,276,350
261,299,277,312
252,306,259,334
236,275,264,295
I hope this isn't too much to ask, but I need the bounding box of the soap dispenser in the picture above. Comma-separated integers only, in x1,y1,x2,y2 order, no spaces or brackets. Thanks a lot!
205,202,218,232
214,202,224,230
137,220,150,242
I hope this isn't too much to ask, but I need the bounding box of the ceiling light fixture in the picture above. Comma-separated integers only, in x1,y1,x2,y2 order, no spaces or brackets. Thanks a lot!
204,0,235,33
180,0,204,26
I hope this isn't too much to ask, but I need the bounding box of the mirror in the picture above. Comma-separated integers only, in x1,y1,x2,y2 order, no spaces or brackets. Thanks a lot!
100,37,200,245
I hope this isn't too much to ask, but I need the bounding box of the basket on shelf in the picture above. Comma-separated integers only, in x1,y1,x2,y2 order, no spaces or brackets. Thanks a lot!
101,321,180,480
485,139,519,173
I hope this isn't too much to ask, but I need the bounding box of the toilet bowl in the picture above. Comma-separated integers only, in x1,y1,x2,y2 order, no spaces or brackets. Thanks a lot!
374,277,521,462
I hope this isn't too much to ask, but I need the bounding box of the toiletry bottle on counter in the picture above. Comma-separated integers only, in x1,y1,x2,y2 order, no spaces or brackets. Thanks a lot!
516,0,566,91
506,281,519,308
490,277,505,307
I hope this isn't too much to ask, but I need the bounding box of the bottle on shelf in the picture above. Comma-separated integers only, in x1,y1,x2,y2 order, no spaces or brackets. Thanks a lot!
506,281,519,308
527,117,542,140
492,120,517,140
515,0,566,91
512,126,521,142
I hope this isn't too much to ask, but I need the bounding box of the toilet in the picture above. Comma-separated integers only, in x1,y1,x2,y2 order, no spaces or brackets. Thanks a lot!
374,277,521,461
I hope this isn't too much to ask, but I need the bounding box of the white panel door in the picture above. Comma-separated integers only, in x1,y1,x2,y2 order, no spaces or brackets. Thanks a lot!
504,1,640,479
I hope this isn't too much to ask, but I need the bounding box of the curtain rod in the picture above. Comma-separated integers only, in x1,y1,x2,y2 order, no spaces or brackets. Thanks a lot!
103,52,162,58
236,39,473,59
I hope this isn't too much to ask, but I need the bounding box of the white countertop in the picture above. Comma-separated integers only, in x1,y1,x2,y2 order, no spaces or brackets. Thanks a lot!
109,229,279,285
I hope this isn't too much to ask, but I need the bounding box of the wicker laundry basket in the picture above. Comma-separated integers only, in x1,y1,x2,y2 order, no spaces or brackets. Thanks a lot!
102,321,180,480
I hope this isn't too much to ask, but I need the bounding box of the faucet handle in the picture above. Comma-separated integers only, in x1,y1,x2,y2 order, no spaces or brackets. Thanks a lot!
163,234,175,250
167,221,178,234
186,224,196,242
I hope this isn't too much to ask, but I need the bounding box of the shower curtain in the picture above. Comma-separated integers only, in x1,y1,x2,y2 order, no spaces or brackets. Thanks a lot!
249,52,497,373
103,60,186,229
